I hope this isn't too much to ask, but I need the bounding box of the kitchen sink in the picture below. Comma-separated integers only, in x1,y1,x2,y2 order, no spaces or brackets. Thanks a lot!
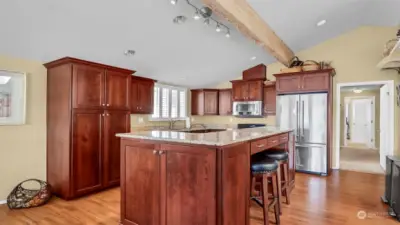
181,129,227,133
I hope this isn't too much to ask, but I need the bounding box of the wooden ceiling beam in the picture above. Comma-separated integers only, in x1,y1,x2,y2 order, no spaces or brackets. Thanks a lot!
203,0,294,66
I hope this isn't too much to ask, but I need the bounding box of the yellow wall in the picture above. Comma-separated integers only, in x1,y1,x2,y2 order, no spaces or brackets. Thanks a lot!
340,90,380,148
194,26,400,167
0,55,47,200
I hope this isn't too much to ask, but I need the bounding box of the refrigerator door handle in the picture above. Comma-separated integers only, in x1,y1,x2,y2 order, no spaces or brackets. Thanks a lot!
296,101,300,140
302,100,305,138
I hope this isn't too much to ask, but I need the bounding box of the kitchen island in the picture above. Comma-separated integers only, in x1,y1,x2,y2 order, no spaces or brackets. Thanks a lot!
117,126,294,225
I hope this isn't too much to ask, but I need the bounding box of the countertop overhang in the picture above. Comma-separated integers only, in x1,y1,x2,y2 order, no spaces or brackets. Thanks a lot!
116,126,293,146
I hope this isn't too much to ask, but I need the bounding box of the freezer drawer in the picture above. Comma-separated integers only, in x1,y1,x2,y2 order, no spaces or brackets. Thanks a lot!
295,143,327,175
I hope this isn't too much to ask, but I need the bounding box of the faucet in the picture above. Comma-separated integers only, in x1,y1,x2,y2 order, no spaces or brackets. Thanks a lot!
190,123,207,129
168,119,180,130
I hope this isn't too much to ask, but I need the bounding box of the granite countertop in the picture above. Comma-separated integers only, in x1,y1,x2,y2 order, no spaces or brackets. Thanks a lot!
116,126,293,146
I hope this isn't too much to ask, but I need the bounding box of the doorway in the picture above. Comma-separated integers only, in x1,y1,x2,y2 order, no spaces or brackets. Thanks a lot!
335,81,394,174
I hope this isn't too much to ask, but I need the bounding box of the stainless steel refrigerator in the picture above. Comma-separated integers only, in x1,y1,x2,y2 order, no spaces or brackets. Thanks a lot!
276,93,328,175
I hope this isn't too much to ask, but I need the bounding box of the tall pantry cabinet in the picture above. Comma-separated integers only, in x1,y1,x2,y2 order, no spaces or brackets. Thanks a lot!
45,57,133,200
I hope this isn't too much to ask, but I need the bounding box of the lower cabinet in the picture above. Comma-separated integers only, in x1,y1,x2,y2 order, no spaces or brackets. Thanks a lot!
71,109,130,198
121,142,216,225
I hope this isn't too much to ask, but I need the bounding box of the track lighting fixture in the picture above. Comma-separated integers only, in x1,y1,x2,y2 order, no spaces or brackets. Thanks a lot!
216,23,221,32
193,10,201,20
171,0,231,38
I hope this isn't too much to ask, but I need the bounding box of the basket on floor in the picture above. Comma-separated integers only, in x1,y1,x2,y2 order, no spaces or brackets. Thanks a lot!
7,179,52,209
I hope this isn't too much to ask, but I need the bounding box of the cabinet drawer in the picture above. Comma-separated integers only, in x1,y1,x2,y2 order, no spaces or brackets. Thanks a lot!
267,135,280,147
279,133,289,144
250,139,268,155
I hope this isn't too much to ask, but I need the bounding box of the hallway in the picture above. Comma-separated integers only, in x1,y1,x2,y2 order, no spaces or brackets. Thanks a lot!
340,147,383,174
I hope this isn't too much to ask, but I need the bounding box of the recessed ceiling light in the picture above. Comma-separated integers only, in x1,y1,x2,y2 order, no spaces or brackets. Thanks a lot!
250,56,257,61
317,20,327,27
353,89,363,94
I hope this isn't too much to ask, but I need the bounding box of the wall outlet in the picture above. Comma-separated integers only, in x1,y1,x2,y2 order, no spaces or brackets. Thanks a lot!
138,117,144,124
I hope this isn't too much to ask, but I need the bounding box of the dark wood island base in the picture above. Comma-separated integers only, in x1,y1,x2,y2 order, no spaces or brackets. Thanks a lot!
119,130,294,225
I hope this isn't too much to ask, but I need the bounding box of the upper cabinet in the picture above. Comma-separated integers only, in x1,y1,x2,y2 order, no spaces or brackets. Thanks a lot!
218,89,232,115
263,82,276,115
68,59,132,110
131,77,155,114
274,69,334,94
191,89,219,115
231,80,263,101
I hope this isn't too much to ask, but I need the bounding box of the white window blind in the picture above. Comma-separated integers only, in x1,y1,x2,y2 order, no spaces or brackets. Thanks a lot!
152,83,188,120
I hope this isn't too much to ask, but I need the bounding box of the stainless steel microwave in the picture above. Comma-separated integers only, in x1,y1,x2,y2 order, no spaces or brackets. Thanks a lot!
232,101,263,117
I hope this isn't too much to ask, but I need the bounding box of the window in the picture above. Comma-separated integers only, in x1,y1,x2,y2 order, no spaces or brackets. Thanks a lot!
152,83,187,120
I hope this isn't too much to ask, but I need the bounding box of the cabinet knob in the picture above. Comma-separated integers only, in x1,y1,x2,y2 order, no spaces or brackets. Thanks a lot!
107,104,110,106
102,103,105,106
102,114,105,117
153,150,158,155
159,150,165,155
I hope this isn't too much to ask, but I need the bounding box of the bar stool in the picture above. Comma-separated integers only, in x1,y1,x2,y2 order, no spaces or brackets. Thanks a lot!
250,155,280,225
264,150,290,214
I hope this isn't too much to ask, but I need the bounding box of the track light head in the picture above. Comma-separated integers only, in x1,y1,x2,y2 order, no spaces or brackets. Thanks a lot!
204,18,210,26
225,31,230,38
193,10,201,20
216,23,221,32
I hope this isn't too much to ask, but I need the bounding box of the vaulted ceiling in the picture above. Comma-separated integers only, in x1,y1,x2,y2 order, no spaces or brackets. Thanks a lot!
0,0,399,87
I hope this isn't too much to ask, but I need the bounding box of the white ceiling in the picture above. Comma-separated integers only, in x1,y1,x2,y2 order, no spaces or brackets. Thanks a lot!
0,0,399,88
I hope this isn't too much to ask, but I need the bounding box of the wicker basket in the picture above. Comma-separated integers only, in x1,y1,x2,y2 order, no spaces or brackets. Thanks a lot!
302,60,320,71
280,66,302,73
7,179,52,209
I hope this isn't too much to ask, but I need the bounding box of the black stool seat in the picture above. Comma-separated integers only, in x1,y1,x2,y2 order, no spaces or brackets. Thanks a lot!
251,156,278,173
264,150,288,161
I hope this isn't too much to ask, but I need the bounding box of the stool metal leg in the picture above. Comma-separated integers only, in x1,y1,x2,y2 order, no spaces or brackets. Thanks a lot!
261,174,270,225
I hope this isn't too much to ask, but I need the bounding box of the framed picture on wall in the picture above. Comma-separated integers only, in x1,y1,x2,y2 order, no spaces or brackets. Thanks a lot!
0,70,26,125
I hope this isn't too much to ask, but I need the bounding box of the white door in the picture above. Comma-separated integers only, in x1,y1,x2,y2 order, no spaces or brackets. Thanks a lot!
380,85,389,169
350,99,372,146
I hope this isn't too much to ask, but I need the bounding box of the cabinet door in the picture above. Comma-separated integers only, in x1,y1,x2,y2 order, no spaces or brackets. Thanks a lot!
219,89,232,115
264,85,276,115
105,70,131,110
122,144,160,225
72,110,103,196
130,81,139,113
162,145,216,225
137,81,154,114
275,75,301,94
248,81,263,101
103,110,130,187
204,91,218,115
191,90,203,115
301,73,329,92
72,64,105,109
232,83,244,101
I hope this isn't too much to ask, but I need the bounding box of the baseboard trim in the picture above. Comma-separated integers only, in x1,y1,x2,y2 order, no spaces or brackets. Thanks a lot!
0,200,7,205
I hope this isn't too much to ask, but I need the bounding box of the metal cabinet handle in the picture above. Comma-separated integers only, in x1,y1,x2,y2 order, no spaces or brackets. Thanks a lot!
107,104,110,106
102,103,105,106
271,140,278,143
102,114,105,117
257,144,265,148
153,150,158,155
159,150,165,155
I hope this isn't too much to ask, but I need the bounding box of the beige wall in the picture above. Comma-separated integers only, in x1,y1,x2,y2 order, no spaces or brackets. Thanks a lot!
193,26,400,167
339,90,380,148
0,55,47,200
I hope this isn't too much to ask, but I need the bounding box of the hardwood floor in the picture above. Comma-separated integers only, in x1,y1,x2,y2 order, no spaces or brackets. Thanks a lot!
0,170,397,225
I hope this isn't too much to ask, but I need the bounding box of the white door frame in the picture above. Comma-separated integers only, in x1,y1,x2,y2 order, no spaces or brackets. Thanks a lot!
334,80,394,169
343,96,376,148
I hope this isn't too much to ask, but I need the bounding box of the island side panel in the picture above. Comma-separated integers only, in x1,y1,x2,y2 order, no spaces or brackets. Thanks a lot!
120,139,161,225
160,144,217,225
218,142,250,225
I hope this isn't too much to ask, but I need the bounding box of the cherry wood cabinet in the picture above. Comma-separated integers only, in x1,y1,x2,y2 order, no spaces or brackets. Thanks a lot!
191,89,219,115
231,80,263,101
45,57,133,200
72,109,103,196
121,142,216,225
103,110,130,187
263,82,276,115
218,89,232,115
274,69,334,94
131,76,155,114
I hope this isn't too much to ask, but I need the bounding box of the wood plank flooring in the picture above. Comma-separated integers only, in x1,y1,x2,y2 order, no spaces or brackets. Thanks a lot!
0,170,397,225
